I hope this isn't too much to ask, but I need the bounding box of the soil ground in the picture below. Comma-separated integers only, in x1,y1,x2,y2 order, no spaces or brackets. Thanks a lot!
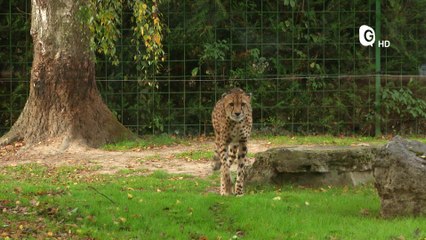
0,139,272,177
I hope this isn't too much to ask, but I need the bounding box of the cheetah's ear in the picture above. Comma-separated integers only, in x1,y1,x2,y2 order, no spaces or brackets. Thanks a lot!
245,92,252,100
221,92,228,98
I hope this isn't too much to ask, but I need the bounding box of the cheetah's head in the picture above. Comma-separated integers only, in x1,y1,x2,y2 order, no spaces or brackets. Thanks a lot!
222,88,251,122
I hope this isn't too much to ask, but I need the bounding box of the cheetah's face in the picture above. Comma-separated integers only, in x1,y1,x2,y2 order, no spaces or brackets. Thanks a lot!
223,92,251,122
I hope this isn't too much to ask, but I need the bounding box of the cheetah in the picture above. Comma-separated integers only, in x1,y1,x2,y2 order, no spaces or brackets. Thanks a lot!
212,88,252,196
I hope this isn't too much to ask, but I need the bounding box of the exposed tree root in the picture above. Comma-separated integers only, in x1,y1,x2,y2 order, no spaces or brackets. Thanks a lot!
0,129,22,147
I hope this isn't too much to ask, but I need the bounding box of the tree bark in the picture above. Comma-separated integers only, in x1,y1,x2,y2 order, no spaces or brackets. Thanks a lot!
0,0,135,148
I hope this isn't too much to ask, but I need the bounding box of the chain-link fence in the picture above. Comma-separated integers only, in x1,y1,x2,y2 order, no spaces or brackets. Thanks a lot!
1,0,426,136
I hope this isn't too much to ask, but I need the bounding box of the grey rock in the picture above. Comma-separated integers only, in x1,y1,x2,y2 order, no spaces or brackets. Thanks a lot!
247,145,378,187
374,136,426,218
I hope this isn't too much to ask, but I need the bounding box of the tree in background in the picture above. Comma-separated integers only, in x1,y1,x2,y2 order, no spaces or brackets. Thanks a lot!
0,0,164,148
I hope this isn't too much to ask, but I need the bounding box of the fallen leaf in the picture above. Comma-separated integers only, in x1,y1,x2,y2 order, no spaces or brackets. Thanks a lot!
236,230,245,237
360,208,370,216
395,235,406,240
352,143,370,147
30,199,40,207
14,187,22,194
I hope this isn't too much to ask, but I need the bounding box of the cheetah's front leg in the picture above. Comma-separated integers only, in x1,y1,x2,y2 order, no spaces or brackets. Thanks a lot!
235,141,248,196
220,143,236,195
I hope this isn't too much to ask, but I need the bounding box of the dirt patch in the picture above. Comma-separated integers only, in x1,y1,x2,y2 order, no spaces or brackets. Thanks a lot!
0,140,271,178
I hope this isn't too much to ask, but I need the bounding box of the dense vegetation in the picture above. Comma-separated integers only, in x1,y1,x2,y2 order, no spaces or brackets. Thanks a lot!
1,0,426,136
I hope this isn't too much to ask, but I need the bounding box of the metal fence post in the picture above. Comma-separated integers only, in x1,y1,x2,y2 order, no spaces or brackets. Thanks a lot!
375,0,382,137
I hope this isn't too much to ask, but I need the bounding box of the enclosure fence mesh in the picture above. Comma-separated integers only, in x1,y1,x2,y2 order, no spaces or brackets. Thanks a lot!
1,0,426,136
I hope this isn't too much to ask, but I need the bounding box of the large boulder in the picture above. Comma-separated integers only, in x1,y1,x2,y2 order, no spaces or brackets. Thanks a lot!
247,145,378,187
374,136,426,217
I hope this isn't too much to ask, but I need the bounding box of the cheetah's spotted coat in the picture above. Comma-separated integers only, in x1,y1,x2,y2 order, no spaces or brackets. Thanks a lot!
212,88,252,196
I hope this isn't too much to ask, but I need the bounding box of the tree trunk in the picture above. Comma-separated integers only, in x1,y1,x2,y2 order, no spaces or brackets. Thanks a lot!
0,0,135,148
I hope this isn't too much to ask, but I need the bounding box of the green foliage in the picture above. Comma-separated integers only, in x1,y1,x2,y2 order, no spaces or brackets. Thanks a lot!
382,88,426,119
79,0,168,134
82,0,122,65
381,83,426,134
230,48,269,81
2,0,426,136
200,40,229,64
0,0,31,135
81,0,165,78
132,0,165,79
383,0,426,72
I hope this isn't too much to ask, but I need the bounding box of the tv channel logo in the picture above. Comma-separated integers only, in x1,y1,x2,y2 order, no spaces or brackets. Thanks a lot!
359,25,390,48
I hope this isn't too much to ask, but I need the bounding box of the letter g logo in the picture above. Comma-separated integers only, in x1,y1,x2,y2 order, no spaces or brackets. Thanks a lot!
359,25,375,47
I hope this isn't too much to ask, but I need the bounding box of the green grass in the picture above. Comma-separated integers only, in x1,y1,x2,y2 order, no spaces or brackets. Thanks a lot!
1,164,426,239
254,135,389,146
103,134,185,151
102,134,426,151
142,154,162,161
410,137,426,144
175,150,214,161
175,150,255,161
